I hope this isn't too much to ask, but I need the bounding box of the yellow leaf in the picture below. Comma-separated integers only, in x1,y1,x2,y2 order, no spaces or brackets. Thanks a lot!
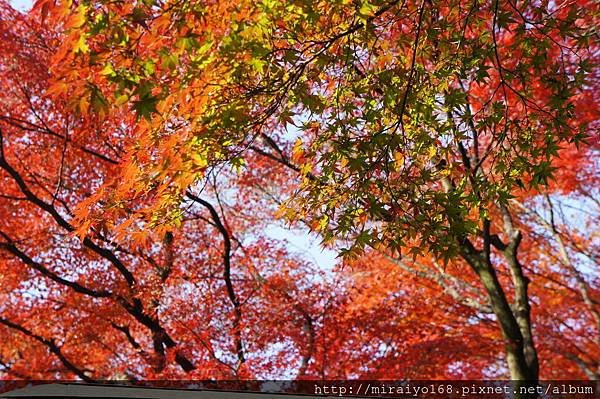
115,94,129,106
65,5,87,29
100,64,115,76
428,146,437,159
394,151,404,169
192,153,208,168
317,215,329,231
73,34,89,54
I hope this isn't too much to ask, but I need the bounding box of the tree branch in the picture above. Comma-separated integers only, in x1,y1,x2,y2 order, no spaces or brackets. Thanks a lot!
186,192,245,369
0,316,95,382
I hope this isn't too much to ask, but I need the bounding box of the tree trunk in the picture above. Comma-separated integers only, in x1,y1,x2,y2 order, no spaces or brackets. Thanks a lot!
459,236,539,398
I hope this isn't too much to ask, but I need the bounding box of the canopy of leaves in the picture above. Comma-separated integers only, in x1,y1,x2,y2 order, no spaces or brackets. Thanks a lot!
0,0,597,383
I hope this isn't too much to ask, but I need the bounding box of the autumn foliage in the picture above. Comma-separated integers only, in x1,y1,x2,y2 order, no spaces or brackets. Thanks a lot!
0,0,598,386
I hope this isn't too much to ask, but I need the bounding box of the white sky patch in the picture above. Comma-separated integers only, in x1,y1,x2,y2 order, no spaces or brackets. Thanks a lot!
264,225,338,272
9,0,31,12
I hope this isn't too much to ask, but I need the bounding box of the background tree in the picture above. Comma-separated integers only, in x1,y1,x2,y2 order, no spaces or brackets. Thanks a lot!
0,0,597,388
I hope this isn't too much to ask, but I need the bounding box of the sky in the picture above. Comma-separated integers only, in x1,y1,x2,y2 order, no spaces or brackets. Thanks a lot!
10,0,30,11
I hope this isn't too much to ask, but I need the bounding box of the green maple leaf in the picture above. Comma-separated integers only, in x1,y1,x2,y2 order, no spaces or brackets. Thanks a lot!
132,95,158,120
